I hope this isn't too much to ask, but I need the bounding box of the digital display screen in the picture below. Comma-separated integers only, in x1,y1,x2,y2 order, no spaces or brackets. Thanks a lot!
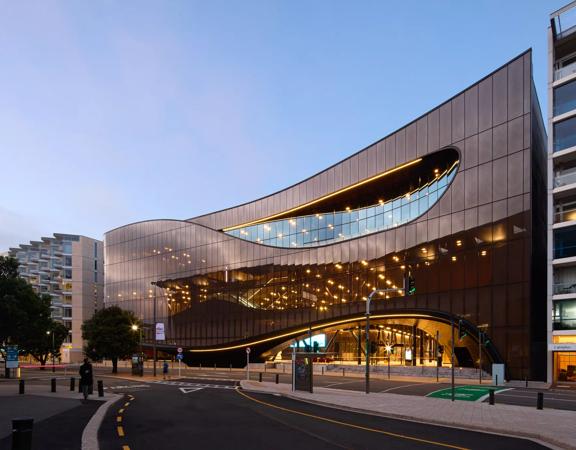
290,334,326,348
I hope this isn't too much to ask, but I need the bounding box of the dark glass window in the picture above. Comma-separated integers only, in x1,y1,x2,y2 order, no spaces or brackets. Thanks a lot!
64,256,72,266
554,225,576,259
554,116,576,152
64,268,72,279
554,80,576,116
553,299,576,330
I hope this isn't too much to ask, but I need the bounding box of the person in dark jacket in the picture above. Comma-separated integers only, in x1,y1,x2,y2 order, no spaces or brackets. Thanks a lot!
79,358,93,400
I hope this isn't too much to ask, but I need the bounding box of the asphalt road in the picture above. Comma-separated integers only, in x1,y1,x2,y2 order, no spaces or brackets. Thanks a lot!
9,367,576,411
98,377,548,450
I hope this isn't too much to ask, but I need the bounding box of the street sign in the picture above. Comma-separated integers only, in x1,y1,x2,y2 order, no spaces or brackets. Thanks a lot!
246,347,251,354
177,347,183,353
6,345,18,369
155,323,165,341
176,353,183,361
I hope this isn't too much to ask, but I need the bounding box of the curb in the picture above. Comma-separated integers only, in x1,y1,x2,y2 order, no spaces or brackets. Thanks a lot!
240,384,572,450
81,394,123,450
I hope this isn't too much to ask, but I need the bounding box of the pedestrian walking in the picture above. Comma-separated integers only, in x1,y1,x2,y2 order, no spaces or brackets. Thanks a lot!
79,358,94,400
163,361,169,380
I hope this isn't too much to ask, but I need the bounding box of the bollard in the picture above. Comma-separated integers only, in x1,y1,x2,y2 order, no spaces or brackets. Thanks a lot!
97,380,104,397
275,374,279,384
489,389,495,405
12,418,33,450
258,372,262,382
199,363,202,370
78,381,82,393
342,368,345,377
70,378,75,392
19,380,25,395
537,392,544,410
230,363,232,372
214,363,216,369
51,378,56,393
525,377,528,388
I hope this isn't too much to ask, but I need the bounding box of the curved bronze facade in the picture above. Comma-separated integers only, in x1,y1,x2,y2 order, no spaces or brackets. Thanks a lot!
104,50,547,380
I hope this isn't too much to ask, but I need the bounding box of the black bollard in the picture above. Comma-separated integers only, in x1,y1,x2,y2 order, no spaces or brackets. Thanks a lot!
78,381,82,393
258,372,262,382
97,380,104,397
322,367,324,375
51,378,56,393
489,389,495,405
12,417,33,450
275,374,279,384
19,380,25,395
70,378,75,392
537,392,544,410
230,363,232,372
342,368,345,377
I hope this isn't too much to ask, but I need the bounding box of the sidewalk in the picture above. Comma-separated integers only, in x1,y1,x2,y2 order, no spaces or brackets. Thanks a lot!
240,380,576,450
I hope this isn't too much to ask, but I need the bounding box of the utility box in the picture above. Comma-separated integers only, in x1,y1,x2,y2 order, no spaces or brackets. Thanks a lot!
131,354,144,376
293,353,313,393
492,363,505,386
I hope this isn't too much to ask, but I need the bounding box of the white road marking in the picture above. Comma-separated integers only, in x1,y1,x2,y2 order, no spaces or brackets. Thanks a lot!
179,387,203,394
379,383,424,393
154,380,235,390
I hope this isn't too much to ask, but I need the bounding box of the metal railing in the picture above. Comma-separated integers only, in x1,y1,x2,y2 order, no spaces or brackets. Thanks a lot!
555,61,576,81
553,281,576,295
555,171,576,187
553,318,576,330
555,206,576,223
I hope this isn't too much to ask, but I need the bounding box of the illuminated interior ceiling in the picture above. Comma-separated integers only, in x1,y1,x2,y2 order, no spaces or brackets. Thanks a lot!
224,148,460,248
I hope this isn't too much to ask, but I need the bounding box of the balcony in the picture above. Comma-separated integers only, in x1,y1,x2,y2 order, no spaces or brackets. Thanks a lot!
554,281,576,295
555,171,576,188
553,318,576,330
555,61,576,82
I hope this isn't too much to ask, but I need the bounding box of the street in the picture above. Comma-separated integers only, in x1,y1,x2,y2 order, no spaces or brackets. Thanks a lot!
97,377,547,450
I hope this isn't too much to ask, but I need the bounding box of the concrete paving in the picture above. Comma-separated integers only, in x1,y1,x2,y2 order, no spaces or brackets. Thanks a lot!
241,380,576,450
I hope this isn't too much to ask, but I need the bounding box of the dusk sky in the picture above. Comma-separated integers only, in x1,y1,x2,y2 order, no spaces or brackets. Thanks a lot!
0,1,565,251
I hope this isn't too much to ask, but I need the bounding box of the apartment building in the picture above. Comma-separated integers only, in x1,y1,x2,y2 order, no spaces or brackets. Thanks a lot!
9,234,104,363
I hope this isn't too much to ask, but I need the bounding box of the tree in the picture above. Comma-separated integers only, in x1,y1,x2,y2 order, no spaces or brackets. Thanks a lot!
82,306,140,373
23,321,69,367
0,256,67,369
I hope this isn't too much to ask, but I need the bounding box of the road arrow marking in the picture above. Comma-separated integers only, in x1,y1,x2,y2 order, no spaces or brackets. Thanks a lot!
179,387,203,394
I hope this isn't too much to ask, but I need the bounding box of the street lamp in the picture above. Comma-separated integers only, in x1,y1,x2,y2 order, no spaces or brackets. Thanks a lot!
131,324,143,377
46,330,55,372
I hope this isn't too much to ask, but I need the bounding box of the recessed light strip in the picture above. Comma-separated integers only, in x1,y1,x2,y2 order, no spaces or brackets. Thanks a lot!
222,158,423,232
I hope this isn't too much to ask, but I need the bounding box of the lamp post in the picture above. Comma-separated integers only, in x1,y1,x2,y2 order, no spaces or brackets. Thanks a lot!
131,324,143,377
365,288,399,394
46,330,55,372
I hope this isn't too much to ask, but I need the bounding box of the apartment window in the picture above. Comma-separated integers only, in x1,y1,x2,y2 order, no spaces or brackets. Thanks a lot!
553,300,576,330
554,79,576,116
554,116,576,152
64,256,72,266
554,225,576,259
94,260,97,270
94,242,98,258
64,269,72,279
62,242,72,254
94,271,98,283
63,308,72,318
63,282,72,291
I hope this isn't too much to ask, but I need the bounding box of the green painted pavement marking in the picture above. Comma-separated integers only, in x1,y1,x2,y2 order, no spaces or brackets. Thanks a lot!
426,385,508,401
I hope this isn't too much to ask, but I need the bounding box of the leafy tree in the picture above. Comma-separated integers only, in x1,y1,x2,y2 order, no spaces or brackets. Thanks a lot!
0,256,68,368
82,306,141,373
22,321,69,367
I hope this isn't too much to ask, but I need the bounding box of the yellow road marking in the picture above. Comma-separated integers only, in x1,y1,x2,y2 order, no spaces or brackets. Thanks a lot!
235,388,469,450
118,408,125,414
124,402,130,407
117,416,122,423
117,426,125,437
122,446,130,450
128,395,135,400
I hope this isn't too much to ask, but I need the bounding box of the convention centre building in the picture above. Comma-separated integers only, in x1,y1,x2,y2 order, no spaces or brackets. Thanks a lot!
104,50,547,381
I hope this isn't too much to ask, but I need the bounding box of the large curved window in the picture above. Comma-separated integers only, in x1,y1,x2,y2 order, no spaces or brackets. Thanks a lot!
225,150,459,248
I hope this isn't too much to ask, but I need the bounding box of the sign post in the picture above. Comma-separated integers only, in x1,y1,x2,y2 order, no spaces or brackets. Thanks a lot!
177,347,183,377
6,345,18,378
246,347,251,381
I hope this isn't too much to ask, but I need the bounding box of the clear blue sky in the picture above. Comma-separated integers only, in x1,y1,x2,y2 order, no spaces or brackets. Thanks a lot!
0,1,565,250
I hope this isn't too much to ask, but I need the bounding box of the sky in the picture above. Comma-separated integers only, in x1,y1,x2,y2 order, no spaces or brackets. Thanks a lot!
0,0,567,251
